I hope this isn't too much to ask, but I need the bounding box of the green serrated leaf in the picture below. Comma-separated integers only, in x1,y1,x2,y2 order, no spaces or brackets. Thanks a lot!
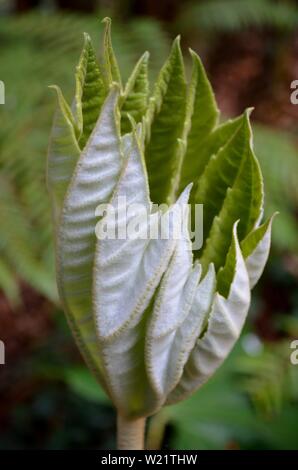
75,33,107,149
102,17,122,88
189,114,244,201
241,216,273,258
178,50,219,195
195,112,252,242
217,222,238,297
187,113,244,233
145,37,187,204
121,52,150,134
200,122,263,274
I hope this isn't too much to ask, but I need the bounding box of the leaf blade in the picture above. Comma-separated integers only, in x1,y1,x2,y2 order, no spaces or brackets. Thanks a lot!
178,50,219,195
241,214,276,288
145,37,187,204
75,33,107,149
102,17,122,88
198,111,263,272
167,223,250,405
56,87,122,388
47,85,80,221
121,52,150,134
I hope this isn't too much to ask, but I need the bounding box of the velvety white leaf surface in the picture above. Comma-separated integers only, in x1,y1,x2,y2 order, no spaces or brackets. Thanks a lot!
49,26,273,417
93,133,193,414
94,130,160,339
56,88,122,386
147,257,216,398
167,223,250,405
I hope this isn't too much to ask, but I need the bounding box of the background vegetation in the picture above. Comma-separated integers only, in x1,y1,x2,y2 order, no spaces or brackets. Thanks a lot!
0,0,297,449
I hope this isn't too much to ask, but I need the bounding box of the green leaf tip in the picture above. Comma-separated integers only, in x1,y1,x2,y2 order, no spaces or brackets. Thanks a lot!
170,35,184,66
121,51,150,134
102,16,122,88
241,212,278,259
48,84,76,129
216,220,240,298
83,31,91,43
144,33,187,205
102,16,112,26
75,31,108,148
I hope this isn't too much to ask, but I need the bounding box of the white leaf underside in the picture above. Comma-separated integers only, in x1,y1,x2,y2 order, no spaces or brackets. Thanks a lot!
146,230,215,398
56,88,122,389
93,129,194,414
166,223,251,405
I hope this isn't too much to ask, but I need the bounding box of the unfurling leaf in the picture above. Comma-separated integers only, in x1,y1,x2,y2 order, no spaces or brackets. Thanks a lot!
48,19,273,423
75,33,107,148
145,37,187,205
121,52,149,134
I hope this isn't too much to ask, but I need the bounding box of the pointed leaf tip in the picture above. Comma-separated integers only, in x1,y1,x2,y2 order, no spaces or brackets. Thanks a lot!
246,107,254,116
241,212,277,288
176,183,193,206
83,32,91,42
174,34,181,44
103,16,122,88
102,16,111,25
145,33,186,204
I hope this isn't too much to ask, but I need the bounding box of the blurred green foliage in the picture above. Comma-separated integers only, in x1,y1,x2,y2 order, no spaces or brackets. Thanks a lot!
179,0,298,33
169,342,298,450
253,124,298,252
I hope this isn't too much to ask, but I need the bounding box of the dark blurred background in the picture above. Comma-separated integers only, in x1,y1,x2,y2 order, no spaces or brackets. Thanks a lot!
0,0,298,450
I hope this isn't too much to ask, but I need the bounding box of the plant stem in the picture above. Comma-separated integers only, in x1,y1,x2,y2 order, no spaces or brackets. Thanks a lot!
117,413,146,450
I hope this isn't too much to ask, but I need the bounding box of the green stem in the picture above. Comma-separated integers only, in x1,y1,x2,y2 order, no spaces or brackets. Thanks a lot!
117,413,146,450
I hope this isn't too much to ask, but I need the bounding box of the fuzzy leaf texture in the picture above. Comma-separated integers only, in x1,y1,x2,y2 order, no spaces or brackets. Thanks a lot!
47,19,274,418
